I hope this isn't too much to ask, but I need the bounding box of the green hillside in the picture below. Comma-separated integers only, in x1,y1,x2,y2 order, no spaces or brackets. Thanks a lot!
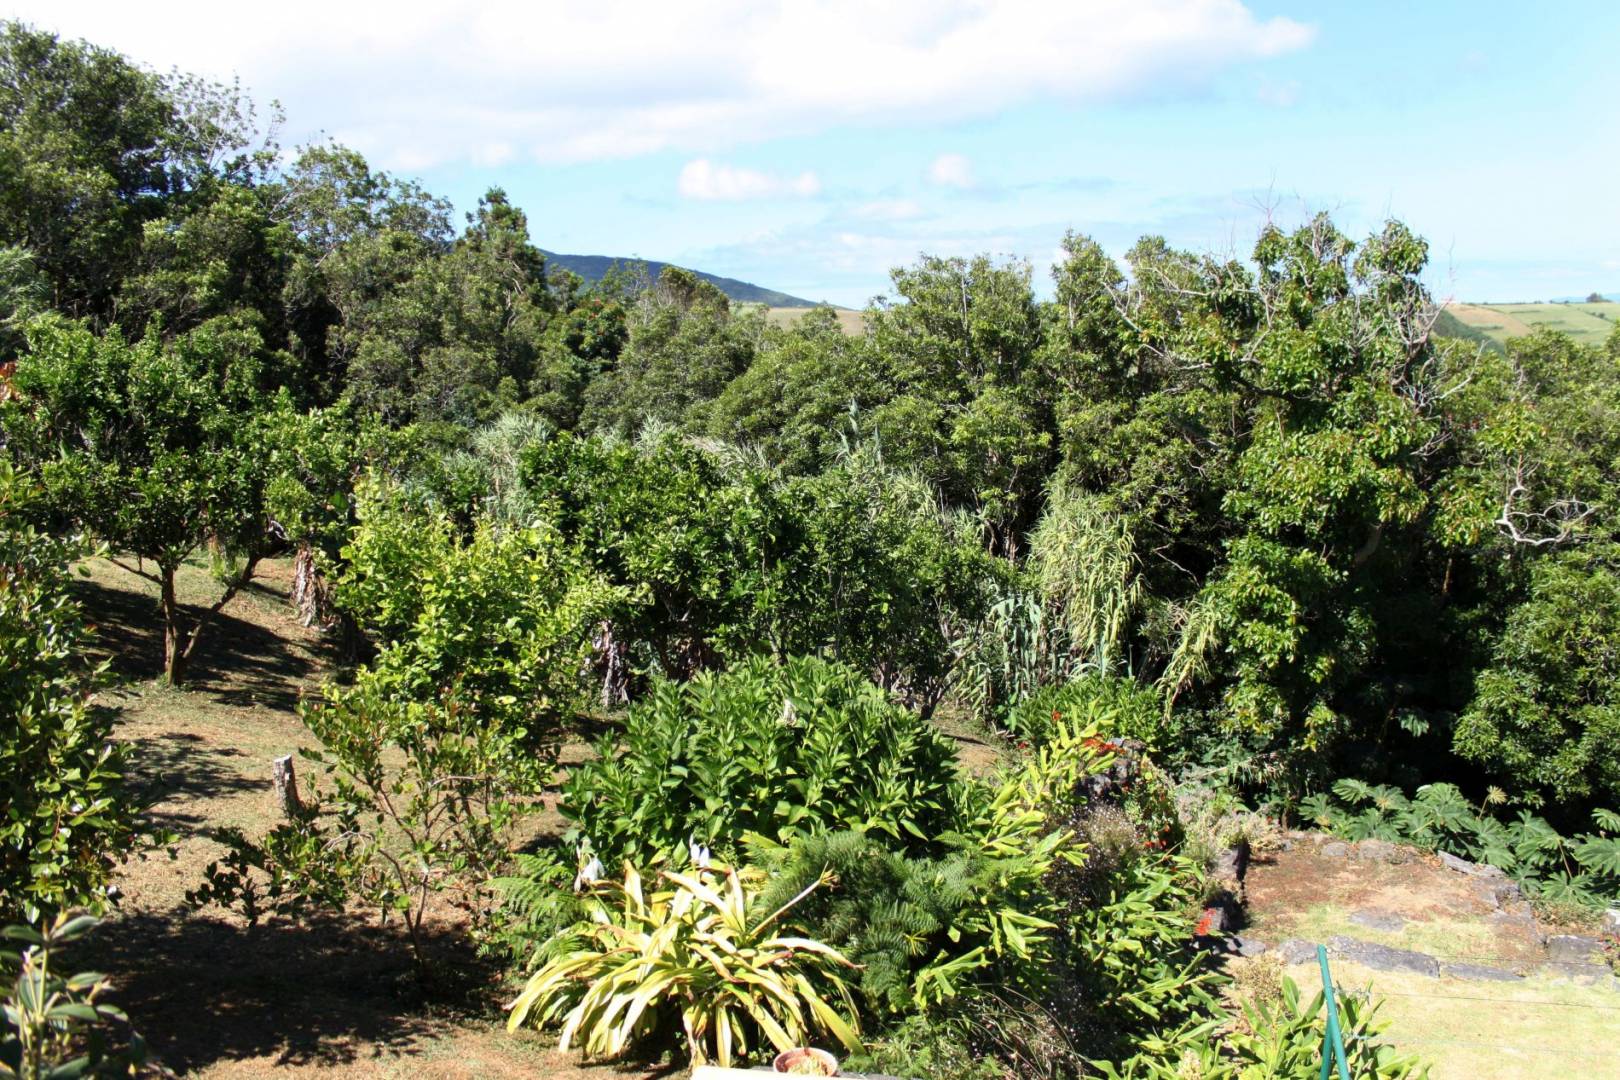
541,250,826,308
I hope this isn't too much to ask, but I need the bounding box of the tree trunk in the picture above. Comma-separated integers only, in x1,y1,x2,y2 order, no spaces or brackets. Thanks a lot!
159,555,261,687
160,565,187,685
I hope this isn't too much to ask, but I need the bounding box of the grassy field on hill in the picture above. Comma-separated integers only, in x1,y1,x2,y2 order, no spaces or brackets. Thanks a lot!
764,305,867,334
1448,301,1616,348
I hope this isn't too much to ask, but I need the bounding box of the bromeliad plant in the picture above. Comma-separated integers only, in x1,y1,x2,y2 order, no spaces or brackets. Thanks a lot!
506,862,861,1069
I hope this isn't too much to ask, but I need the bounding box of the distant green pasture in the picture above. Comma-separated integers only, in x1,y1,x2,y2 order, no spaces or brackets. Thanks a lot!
1448,301,1616,348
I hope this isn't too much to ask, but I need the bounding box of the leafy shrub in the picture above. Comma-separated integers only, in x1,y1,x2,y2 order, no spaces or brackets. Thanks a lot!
753,829,1050,1017
562,656,964,865
1140,977,1432,1080
2,319,280,684
1453,546,1620,813
1061,850,1220,1061
753,717,1118,1017
336,482,623,744
487,850,585,967
845,1009,1004,1080
1,913,151,1079
1000,674,1164,747
0,469,140,923
506,862,861,1069
521,433,998,708
1300,780,1620,907
1175,785,1286,876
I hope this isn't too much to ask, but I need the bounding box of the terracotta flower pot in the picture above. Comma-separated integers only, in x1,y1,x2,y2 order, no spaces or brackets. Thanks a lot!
772,1046,840,1075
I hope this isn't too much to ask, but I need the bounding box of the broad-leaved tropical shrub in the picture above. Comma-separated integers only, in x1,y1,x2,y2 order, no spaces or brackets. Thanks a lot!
506,862,861,1069
753,715,1118,1015
1000,674,1164,747
1062,850,1218,1061
562,655,964,866
0,914,151,1079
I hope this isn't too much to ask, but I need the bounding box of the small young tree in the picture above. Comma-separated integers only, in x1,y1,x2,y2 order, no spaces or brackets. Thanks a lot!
189,485,623,971
2,318,276,684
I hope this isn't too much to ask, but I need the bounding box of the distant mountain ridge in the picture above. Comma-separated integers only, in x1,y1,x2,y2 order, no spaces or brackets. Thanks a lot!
541,250,825,308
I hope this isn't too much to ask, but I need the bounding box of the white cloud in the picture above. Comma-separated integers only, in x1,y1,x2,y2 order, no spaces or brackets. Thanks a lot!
9,0,1315,169
928,153,976,189
851,199,927,221
677,159,821,201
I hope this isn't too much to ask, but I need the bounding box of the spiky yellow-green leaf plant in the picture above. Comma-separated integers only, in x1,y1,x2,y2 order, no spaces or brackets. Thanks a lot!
506,862,861,1068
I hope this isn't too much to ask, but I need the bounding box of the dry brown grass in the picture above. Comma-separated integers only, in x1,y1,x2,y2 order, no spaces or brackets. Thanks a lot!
764,306,866,335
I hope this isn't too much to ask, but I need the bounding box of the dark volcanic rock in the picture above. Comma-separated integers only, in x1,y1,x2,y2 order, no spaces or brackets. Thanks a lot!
1230,934,1269,957
1440,961,1523,983
1275,939,1318,965
1437,851,1478,875
1328,935,1440,977
1546,935,1605,965
1352,839,1409,864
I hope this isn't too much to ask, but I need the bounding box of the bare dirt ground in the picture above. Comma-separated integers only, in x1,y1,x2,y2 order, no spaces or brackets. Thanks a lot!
1243,841,1548,969
72,557,667,1080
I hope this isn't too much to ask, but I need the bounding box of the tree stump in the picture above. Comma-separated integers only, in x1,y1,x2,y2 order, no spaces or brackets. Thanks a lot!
272,754,303,818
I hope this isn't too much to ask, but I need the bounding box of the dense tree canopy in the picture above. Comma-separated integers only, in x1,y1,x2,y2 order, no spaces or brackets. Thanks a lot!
3,15,1619,828
3,23,1617,1079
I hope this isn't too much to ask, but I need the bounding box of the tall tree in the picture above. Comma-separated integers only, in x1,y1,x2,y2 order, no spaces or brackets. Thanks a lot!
580,266,762,436
0,22,175,318
866,255,1052,554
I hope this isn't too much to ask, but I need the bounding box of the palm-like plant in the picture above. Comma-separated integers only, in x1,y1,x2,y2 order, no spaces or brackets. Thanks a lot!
506,862,861,1068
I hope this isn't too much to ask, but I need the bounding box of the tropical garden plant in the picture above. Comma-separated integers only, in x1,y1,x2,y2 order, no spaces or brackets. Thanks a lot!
506,862,861,1069
0,467,142,924
562,655,965,866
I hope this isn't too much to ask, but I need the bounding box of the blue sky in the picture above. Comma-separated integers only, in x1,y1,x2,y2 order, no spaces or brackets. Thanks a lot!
11,1,1620,306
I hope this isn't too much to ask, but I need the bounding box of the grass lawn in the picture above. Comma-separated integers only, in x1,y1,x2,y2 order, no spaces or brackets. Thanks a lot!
1283,959,1620,1080
1243,839,1620,1079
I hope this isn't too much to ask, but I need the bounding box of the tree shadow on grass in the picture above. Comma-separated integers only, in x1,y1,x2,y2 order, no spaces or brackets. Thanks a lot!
74,572,331,713
77,908,501,1074
118,731,268,833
